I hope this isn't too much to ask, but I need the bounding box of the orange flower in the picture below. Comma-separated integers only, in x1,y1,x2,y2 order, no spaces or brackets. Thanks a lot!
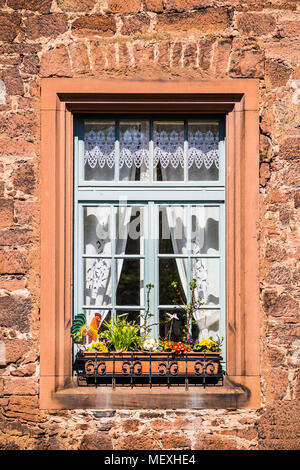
172,342,190,353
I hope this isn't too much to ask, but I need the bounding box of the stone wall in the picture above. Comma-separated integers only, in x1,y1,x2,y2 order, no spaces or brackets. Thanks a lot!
0,0,299,450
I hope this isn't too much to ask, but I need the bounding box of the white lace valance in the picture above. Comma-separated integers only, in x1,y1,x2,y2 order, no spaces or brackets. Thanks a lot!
84,128,219,171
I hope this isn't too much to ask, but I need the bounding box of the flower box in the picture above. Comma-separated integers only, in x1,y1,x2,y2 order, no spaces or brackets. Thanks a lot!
74,350,224,388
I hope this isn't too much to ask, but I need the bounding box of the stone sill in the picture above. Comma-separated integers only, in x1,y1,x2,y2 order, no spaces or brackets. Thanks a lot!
50,376,260,410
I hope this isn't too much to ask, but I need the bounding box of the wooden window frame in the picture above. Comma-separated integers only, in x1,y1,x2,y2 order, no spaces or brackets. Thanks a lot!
40,79,260,410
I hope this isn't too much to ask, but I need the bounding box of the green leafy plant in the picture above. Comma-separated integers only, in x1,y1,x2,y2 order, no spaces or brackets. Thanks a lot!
102,313,141,352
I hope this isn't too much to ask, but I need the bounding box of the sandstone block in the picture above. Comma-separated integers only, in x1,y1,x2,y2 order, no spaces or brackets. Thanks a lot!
265,243,286,262
3,377,38,395
80,432,113,450
0,112,36,140
24,13,68,40
237,13,276,36
121,14,151,36
279,20,300,38
0,249,29,276
114,434,159,450
279,137,300,161
156,9,231,34
90,41,107,71
212,38,231,75
164,0,213,11
230,48,265,78
294,189,300,209
56,0,95,11
107,0,142,13
144,0,163,12
21,55,40,75
118,43,131,68
71,15,116,38
121,419,140,432
69,42,91,74
259,162,271,186
40,46,72,77
0,69,24,96
0,290,31,332
265,59,292,88
195,434,238,450
0,228,33,246
11,161,35,195
265,39,300,65
183,42,197,68
7,0,52,13
267,265,291,285
197,38,214,71
263,290,299,318
0,199,14,229
157,41,171,67
0,14,21,42
2,337,32,365
0,276,26,291
14,200,36,226
160,434,191,449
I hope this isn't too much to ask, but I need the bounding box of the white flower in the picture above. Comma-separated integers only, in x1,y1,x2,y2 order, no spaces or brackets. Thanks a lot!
143,338,158,352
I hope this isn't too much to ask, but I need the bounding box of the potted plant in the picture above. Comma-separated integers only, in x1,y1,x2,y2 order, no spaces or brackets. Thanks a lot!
71,280,224,384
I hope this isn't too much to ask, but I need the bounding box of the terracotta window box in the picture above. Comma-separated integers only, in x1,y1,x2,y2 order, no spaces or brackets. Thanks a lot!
74,351,224,389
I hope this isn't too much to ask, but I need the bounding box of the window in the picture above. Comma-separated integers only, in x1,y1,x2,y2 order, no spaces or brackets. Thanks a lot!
73,117,226,355
40,79,260,409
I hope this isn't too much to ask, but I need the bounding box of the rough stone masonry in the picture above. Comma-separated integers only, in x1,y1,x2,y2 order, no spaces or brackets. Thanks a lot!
0,0,299,450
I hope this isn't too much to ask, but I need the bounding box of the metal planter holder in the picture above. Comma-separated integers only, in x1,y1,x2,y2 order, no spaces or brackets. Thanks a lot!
74,351,224,390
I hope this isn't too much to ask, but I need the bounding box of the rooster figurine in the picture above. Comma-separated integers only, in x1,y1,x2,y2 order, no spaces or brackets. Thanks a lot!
87,312,102,344
71,313,87,344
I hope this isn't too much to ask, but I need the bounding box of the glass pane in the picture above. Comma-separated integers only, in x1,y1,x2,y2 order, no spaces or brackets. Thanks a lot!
159,258,187,305
84,258,112,306
188,122,219,181
84,206,111,255
159,309,185,342
193,309,220,340
159,205,187,254
119,121,149,181
116,206,144,255
192,258,219,306
116,310,142,327
191,205,219,255
84,121,115,181
153,121,184,181
116,259,143,306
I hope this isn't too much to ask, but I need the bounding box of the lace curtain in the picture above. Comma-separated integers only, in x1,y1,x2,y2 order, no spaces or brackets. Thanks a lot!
162,202,220,340
84,125,219,176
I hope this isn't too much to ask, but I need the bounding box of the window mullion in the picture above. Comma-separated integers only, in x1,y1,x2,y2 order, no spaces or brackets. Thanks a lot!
149,120,153,183
148,201,157,339
111,205,116,320
184,120,188,183
186,204,192,337
115,120,120,183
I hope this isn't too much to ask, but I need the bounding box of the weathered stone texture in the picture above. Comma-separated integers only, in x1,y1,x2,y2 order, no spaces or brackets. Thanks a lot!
0,0,299,452
71,15,117,38
156,9,231,34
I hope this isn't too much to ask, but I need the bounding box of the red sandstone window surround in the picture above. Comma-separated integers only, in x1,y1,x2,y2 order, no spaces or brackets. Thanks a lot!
40,79,260,410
